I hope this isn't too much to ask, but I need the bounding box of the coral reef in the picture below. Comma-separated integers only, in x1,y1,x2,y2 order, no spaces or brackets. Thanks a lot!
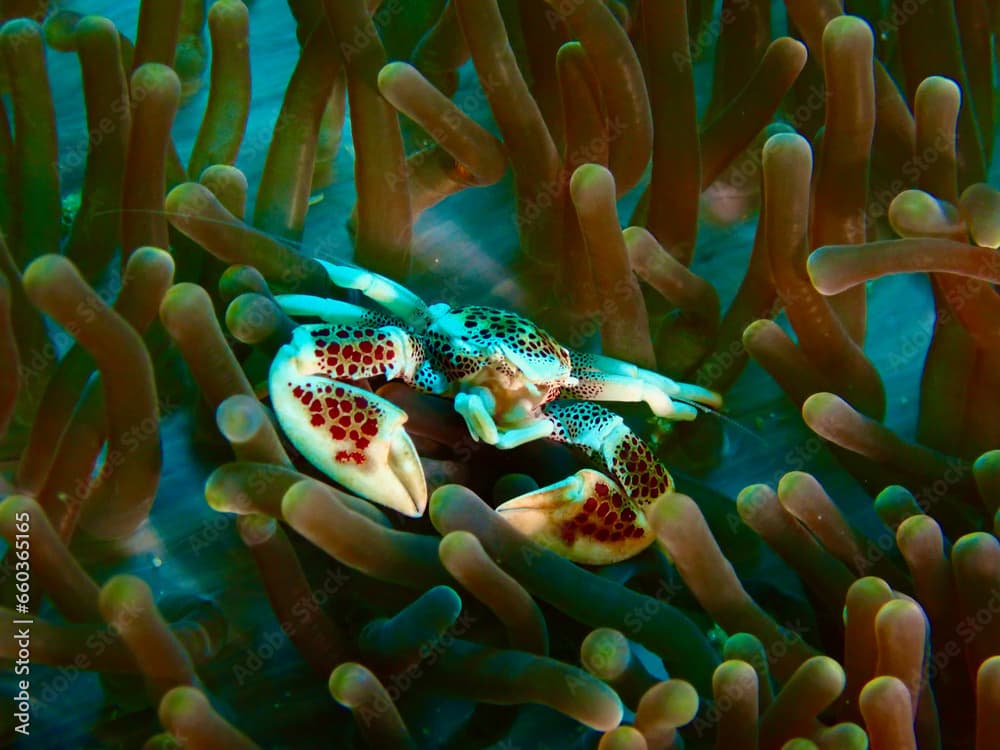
0,0,998,748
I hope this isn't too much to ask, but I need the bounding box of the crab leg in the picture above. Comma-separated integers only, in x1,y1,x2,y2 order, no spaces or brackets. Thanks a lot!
496,400,671,564
316,259,430,326
566,350,722,417
274,294,400,327
269,324,432,516
452,383,556,448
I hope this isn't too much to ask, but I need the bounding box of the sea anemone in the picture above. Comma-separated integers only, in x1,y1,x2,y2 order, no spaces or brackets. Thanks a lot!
0,0,998,748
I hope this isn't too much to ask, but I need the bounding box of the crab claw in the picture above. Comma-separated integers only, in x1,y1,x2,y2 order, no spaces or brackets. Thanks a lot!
496,469,654,565
270,350,427,516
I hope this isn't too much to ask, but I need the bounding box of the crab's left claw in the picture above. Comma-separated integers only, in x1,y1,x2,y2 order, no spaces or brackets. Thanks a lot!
270,344,427,516
497,469,654,565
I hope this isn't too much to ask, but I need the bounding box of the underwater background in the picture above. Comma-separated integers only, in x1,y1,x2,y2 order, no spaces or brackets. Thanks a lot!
1,0,999,747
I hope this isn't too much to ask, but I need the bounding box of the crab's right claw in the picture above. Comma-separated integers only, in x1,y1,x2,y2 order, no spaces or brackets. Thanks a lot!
496,469,654,565
270,349,427,517
633,372,722,420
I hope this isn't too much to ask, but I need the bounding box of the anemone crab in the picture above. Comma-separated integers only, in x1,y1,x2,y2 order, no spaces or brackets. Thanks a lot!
268,260,721,565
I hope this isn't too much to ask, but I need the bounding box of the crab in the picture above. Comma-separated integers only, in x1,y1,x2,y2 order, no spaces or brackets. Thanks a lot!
267,260,721,565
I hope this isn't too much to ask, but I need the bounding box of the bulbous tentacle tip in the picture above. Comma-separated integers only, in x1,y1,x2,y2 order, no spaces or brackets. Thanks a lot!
497,468,654,565
960,182,1000,249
